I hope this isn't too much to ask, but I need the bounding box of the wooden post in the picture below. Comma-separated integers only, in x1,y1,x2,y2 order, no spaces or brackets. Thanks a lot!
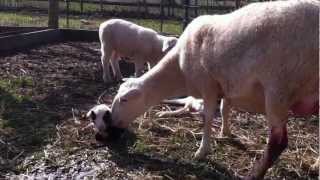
80,0,84,14
183,0,190,30
143,0,148,17
194,0,198,17
48,0,59,28
160,0,164,32
100,0,103,13
66,0,70,28
235,0,240,9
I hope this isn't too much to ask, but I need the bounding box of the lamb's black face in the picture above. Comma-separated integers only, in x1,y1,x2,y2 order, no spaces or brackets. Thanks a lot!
87,104,126,143
97,126,126,142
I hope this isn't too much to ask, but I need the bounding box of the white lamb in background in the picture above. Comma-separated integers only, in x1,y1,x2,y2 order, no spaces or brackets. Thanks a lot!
99,19,177,83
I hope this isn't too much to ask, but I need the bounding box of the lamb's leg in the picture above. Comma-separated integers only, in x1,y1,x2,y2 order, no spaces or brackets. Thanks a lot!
156,104,190,117
110,52,123,82
101,43,112,83
246,93,288,180
134,61,145,77
219,98,232,137
194,95,217,160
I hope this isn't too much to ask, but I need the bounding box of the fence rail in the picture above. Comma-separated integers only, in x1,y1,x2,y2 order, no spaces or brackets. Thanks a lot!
0,0,257,34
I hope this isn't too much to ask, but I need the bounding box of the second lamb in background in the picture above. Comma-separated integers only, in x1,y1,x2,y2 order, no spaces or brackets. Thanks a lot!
99,19,178,83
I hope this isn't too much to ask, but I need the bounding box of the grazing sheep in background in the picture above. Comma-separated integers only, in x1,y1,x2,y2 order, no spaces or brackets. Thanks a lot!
101,0,318,179
99,19,177,83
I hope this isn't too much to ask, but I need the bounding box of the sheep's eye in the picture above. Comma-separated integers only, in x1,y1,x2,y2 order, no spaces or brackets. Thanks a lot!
120,98,128,103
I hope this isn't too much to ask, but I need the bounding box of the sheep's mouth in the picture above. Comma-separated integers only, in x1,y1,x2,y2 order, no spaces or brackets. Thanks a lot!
95,126,126,143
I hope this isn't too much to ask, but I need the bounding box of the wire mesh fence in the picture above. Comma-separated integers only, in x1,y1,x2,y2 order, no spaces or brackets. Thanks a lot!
0,0,256,34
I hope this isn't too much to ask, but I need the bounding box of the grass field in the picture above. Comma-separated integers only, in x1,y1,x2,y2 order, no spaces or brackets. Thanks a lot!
0,11,183,35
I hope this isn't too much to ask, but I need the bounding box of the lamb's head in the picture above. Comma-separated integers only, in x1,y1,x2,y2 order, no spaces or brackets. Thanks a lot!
86,104,125,142
111,78,147,129
162,36,178,52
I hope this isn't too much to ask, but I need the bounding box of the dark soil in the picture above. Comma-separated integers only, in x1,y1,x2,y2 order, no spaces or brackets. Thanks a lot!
0,42,318,180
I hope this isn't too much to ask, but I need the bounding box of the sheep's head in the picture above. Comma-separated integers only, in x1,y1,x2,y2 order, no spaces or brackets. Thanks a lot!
111,78,147,129
86,104,125,142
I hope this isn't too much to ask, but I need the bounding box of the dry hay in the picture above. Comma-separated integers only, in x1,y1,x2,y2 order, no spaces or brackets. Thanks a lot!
0,42,318,179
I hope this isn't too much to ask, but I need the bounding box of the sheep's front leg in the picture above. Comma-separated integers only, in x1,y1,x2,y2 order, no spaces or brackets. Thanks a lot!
246,93,288,180
101,44,112,83
194,97,217,160
219,98,232,137
110,52,123,82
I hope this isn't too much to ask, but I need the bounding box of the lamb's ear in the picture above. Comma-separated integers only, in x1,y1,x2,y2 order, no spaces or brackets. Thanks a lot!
162,37,177,52
119,89,142,102
103,110,112,125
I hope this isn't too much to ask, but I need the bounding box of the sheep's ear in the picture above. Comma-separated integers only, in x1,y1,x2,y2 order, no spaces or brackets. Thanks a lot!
120,89,142,102
87,111,96,120
162,38,177,52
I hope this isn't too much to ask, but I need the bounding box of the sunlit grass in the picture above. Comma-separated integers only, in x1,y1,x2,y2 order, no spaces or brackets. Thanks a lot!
0,11,182,35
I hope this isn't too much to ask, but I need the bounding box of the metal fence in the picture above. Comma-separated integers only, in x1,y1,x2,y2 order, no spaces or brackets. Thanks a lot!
0,0,259,34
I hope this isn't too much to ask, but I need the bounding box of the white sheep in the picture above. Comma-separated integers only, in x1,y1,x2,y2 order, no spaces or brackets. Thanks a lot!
103,1,318,179
99,19,177,83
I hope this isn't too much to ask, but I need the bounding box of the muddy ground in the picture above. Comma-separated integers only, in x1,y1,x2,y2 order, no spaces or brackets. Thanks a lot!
0,42,318,180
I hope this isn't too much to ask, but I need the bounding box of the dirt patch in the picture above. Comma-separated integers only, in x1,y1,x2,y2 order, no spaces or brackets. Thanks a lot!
0,42,318,180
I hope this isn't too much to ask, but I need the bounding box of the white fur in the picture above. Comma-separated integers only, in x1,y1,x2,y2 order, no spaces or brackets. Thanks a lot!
111,1,319,179
157,97,232,137
99,19,177,83
86,104,110,136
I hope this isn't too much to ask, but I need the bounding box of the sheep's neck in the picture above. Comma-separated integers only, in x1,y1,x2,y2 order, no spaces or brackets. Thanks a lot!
141,50,186,107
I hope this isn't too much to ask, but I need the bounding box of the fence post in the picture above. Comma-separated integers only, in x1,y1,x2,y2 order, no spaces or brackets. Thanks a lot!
194,0,198,17
235,0,240,9
183,0,190,30
100,0,103,13
160,0,164,32
66,0,70,28
80,0,83,14
48,0,59,28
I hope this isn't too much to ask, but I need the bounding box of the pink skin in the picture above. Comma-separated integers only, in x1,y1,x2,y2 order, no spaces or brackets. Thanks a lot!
290,99,319,117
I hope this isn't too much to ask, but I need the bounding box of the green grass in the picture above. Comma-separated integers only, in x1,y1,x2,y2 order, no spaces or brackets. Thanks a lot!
0,11,183,35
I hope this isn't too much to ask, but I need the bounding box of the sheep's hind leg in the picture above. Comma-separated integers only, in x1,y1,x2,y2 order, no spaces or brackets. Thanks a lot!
110,52,123,82
101,44,113,83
